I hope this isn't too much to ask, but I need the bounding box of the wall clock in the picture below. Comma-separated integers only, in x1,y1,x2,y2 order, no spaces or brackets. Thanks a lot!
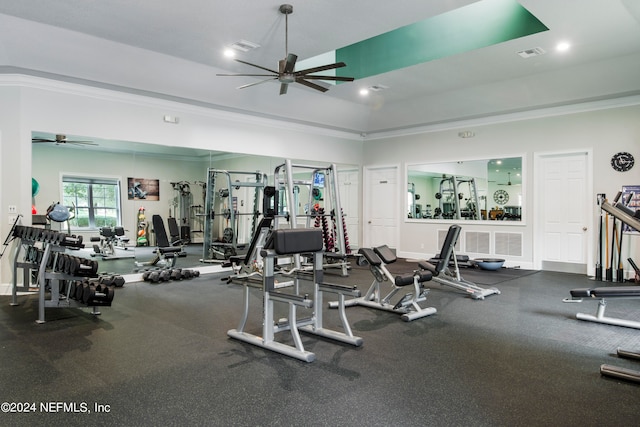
493,189,509,205
610,152,634,172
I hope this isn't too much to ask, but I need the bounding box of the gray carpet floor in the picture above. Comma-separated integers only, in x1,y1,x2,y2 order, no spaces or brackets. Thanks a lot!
1,263,640,426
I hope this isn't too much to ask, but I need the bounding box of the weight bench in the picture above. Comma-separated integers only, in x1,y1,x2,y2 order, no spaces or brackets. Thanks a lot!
332,245,436,322
223,217,273,284
419,225,500,300
135,215,182,268
167,217,187,257
91,226,134,260
564,286,640,329
227,227,363,362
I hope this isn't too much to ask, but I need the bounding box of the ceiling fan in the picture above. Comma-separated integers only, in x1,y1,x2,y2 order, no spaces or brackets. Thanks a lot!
32,134,97,146
217,4,355,95
498,172,513,186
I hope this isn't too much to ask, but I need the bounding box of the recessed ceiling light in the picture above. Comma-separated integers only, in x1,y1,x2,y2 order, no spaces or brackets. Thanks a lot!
359,88,370,96
556,41,571,52
223,49,236,58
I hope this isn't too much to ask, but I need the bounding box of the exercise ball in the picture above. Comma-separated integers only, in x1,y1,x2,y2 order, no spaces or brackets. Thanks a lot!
32,178,40,197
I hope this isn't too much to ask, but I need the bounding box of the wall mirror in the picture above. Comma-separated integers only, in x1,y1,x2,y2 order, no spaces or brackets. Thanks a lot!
31,133,359,273
406,156,523,222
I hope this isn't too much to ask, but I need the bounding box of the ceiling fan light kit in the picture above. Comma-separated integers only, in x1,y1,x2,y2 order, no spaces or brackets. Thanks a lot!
217,4,354,95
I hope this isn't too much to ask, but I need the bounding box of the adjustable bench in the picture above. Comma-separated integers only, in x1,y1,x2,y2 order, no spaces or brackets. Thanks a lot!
135,215,183,268
419,225,500,300
332,244,436,322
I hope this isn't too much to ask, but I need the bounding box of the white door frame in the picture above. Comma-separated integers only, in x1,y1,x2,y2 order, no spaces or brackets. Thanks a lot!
533,149,594,272
363,164,400,249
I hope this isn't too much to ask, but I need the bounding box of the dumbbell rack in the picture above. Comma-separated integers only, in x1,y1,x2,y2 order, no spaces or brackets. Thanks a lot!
10,225,111,323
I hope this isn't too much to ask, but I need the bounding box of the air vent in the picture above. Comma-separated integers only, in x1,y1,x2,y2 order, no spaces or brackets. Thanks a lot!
229,40,261,52
367,84,389,92
516,47,546,58
465,231,490,254
495,232,522,257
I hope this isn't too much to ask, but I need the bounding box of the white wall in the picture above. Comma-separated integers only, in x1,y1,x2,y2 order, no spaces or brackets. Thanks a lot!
2,75,639,284
363,104,640,272
0,76,364,284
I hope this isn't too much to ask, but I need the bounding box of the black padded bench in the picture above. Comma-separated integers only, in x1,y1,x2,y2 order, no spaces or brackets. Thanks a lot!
566,285,640,329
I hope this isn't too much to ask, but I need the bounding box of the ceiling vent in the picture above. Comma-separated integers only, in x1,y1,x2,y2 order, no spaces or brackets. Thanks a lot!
516,47,546,58
229,40,261,52
367,84,389,92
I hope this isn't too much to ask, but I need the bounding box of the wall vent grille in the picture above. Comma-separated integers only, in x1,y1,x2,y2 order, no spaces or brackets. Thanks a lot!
465,231,491,254
495,232,523,256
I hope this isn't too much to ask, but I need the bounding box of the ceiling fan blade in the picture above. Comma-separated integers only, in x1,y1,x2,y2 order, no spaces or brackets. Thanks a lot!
237,78,278,90
280,83,289,95
301,75,355,82
67,141,98,146
295,62,347,75
282,53,297,74
32,138,54,143
217,73,277,77
295,78,328,93
234,59,279,74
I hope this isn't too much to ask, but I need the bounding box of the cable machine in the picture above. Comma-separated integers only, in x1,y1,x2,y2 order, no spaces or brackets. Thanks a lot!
202,169,267,262
170,181,193,243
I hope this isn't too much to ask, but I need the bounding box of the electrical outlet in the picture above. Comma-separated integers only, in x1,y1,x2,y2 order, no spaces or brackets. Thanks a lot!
420,243,425,249
8,215,17,224
8,205,17,214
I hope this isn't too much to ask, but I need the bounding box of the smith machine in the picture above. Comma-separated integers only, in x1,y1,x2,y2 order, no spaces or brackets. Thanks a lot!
201,169,267,262
273,159,352,275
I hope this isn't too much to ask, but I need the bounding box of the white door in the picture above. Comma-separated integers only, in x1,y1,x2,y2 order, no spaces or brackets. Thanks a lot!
536,151,591,273
364,166,398,248
338,170,359,250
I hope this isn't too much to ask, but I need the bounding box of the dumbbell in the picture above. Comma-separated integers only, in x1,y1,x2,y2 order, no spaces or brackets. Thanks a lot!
75,281,86,301
170,269,183,280
75,259,99,277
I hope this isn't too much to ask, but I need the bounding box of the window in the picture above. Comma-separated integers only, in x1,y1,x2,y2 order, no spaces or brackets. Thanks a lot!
62,176,122,229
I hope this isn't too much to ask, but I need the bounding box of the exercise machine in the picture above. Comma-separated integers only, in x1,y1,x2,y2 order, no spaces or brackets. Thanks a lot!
135,215,183,269
223,217,274,285
170,181,193,243
564,197,640,328
273,159,352,275
420,225,500,299
434,175,482,220
331,245,436,321
227,228,363,362
167,216,187,257
90,226,134,260
202,169,266,262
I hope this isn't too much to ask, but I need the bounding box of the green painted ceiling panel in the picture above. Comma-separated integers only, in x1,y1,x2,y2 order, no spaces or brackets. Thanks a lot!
332,0,548,80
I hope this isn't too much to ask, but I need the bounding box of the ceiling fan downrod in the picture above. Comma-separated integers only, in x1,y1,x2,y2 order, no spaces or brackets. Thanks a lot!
279,4,293,58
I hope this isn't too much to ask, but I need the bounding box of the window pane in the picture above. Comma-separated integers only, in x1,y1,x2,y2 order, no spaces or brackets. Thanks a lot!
62,178,120,229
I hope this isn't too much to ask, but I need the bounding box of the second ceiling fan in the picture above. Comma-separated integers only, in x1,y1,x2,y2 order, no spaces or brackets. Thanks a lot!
217,4,355,95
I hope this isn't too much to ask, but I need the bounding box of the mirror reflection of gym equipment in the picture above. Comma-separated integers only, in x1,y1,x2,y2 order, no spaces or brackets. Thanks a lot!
407,156,523,222
202,169,267,262
433,174,481,220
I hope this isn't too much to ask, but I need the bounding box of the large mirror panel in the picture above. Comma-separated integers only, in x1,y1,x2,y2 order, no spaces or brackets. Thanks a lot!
31,133,360,274
407,157,523,222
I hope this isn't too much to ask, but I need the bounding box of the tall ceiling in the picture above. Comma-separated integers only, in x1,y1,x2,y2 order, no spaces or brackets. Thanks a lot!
1,0,640,137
